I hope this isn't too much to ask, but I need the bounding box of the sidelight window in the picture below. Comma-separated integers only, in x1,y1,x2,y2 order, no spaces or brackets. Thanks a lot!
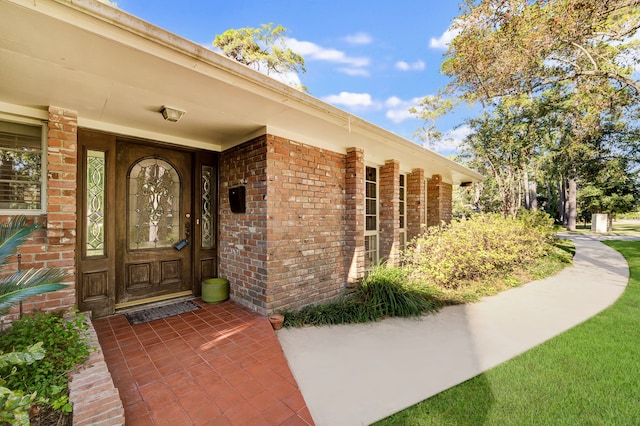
365,166,378,269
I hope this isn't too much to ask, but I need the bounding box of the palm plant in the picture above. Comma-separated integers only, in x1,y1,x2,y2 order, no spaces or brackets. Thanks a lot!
0,216,68,313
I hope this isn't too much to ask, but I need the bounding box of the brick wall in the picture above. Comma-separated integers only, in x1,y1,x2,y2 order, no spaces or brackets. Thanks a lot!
217,137,457,314
218,135,348,314
427,174,453,227
218,136,269,313
1,106,77,320
264,135,346,312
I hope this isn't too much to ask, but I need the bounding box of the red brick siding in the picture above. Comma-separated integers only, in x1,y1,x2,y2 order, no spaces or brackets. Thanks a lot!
379,160,400,265
218,135,349,314
264,135,346,312
407,168,426,241
345,148,365,286
427,174,453,227
218,136,269,313
1,106,77,320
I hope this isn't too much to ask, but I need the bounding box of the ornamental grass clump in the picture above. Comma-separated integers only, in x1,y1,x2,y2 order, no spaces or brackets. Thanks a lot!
403,211,555,289
282,264,438,327
355,265,436,318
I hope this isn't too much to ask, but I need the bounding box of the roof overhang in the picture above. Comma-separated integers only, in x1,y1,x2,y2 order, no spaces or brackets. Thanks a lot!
0,0,483,184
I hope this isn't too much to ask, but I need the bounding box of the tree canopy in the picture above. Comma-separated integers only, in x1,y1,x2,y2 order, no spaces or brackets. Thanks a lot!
443,0,640,103
213,23,306,77
440,0,640,228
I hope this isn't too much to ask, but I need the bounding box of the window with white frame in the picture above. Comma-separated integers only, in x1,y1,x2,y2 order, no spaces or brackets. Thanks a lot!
365,166,378,269
399,174,406,251
0,119,46,212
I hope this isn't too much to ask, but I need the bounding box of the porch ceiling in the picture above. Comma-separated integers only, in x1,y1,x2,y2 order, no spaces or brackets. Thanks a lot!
0,0,483,184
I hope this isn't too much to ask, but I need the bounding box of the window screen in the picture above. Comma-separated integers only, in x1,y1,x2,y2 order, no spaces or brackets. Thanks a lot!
0,120,43,210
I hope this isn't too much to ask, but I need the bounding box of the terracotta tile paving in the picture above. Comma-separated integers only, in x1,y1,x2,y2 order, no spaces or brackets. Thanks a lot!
92,300,314,426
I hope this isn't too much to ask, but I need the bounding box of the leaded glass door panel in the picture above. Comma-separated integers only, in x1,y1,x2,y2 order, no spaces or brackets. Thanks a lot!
115,142,193,305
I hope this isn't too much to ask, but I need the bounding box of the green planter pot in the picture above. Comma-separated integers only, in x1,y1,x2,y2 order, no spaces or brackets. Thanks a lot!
202,278,229,303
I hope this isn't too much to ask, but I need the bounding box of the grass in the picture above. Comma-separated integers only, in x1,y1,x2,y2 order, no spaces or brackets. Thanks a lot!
570,220,640,236
375,240,640,425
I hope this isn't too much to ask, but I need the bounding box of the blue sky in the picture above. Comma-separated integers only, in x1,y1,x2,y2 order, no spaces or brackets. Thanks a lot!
115,0,471,155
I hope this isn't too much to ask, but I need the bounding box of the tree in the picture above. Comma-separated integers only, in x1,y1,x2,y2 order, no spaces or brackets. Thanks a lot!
460,95,552,218
410,91,459,149
578,151,640,229
443,0,640,229
213,23,306,79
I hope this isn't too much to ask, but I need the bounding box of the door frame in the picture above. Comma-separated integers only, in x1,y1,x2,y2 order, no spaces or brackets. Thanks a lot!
76,129,218,318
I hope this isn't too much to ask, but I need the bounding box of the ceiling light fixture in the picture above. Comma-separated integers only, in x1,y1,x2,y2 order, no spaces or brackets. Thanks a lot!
160,105,185,122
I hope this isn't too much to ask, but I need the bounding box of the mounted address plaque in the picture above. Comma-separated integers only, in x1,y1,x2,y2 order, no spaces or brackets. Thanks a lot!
229,186,246,213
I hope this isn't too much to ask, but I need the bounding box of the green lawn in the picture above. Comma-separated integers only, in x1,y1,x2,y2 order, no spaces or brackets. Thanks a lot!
375,240,640,425
572,220,640,236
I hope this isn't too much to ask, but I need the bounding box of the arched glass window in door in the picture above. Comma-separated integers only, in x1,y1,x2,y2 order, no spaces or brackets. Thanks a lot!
128,158,180,250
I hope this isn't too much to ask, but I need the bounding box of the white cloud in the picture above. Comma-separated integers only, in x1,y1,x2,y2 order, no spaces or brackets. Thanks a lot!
395,60,426,71
384,96,424,123
344,32,373,45
338,67,370,77
385,96,403,107
323,92,376,108
286,38,370,75
429,27,460,50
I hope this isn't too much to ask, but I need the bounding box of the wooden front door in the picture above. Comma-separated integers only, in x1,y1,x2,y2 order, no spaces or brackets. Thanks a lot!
115,142,193,305
77,129,218,317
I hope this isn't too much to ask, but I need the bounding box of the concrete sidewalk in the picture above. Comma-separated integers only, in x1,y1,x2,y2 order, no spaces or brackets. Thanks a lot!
277,236,630,426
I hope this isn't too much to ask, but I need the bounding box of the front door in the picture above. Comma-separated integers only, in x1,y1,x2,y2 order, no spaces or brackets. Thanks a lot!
76,129,219,318
115,141,193,306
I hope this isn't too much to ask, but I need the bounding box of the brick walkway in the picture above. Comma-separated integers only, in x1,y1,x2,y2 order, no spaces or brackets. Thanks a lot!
92,300,313,425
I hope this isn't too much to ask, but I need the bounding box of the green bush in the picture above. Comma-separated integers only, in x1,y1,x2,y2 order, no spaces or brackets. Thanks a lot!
282,264,438,327
403,212,556,289
355,265,435,318
0,310,91,415
0,343,45,425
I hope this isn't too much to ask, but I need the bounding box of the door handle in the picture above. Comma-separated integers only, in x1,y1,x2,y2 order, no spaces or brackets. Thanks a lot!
174,239,189,251
175,213,191,250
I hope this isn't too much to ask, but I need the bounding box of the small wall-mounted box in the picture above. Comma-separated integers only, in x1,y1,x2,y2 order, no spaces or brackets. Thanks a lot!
229,186,246,213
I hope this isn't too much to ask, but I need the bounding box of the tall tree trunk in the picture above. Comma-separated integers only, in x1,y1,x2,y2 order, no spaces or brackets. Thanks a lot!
523,169,530,209
558,178,566,224
567,177,577,231
530,179,538,211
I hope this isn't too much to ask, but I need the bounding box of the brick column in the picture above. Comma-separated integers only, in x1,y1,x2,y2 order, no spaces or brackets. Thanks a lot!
345,147,365,286
36,106,78,311
379,159,400,265
407,168,425,241
427,174,453,227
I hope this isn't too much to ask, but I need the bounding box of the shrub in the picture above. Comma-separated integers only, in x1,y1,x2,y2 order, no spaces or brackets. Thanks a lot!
403,212,556,289
282,264,438,327
355,265,436,318
0,343,45,425
0,310,91,416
